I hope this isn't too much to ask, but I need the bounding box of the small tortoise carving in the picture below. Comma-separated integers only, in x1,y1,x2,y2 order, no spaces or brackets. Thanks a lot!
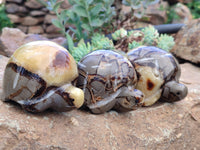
2,41,84,112
127,46,188,106
76,50,144,114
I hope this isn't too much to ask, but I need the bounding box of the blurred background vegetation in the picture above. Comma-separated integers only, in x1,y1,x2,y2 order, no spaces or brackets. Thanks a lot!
0,0,200,61
0,3,13,32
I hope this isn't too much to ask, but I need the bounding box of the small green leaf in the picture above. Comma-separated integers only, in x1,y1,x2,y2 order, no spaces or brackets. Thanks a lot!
52,19,63,29
60,10,68,24
81,23,91,31
66,33,74,54
73,5,87,17
90,3,102,16
74,0,84,6
68,0,75,5
90,18,103,27
86,0,93,4
53,1,63,12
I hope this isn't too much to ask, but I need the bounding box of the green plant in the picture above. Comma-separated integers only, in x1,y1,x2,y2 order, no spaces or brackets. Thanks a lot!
112,26,175,52
38,0,115,41
0,4,13,32
71,33,114,62
141,25,159,45
156,34,175,51
122,0,159,18
112,28,127,40
166,6,180,23
187,0,200,19
38,0,165,62
72,26,175,62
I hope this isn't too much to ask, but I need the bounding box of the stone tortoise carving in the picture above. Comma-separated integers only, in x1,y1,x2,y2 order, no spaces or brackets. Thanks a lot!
127,46,188,106
3,41,84,112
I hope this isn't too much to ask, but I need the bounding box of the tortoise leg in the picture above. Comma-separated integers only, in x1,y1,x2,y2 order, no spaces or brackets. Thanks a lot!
114,86,144,112
161,80,188,102
18,84,82,112
87,89,122,114
17,88,59,112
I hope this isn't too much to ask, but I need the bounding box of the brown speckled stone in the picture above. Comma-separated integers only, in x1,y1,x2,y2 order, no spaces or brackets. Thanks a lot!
0,28,66,57
171,19,200,64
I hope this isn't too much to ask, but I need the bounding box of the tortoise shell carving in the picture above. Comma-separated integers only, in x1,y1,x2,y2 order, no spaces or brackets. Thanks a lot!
76,50,144,114
3,41,84,112
127,46,188,106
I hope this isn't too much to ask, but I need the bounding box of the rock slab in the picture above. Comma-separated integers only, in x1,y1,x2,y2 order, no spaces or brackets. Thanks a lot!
0,54,200,149
0,27,66,57
172,19,200,64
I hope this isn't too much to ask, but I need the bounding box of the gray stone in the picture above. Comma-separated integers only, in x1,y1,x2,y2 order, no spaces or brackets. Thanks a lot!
6,0,23,3
30,10,46,17
0,27,65,56
44,14,57,24
17,25,28,33
171,19,200,64
143,0,169,25
6,3,19,14
7,14,22,24
21,16,42,26
28,26,44,34
25,0,44,9
45,24,61,33
6,4,28,14
0,28,47,56
172,3,193,24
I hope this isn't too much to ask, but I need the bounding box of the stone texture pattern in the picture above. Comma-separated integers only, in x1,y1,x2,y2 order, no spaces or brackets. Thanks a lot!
171,3,193,24
171,19,200,64
0,27,66,57
5,0,70,38
0,55,199,149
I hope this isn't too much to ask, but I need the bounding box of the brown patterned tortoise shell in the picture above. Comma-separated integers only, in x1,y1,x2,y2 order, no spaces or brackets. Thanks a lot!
127,46,188,106
76,50,144,114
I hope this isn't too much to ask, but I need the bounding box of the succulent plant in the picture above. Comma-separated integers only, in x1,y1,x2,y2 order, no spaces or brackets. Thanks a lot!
71,33,114,62
141,25,159,45
112,28,128,40
112,26,175,52
156,34,175,52
71,39,92,63
91,33,114,50
128,41,142,50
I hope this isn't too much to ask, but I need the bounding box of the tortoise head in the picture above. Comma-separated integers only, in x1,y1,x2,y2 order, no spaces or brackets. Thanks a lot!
161,80,188,102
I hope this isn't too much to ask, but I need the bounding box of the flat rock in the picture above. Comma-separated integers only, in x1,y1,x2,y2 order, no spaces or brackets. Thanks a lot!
30,10,46,17
44,14,57,24
6,4,28,14
45,24,61,34
0,52,199,149
21,16,42,26
0,28,66,56
28,26,44,34
144,0,169,25
171,19,200,64
7,14,22,24
24,0,43,9
6,0,23,3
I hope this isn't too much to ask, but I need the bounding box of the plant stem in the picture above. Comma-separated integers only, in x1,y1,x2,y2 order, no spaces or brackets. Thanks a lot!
83,1,94,35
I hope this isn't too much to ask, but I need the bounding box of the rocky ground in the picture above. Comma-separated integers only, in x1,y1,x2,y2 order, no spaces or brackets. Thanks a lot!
0,20,200,149
0,55,200,150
